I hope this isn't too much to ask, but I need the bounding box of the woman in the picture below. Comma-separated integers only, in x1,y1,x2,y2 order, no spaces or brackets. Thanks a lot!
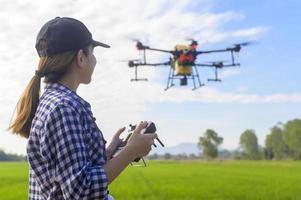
8,17,157,200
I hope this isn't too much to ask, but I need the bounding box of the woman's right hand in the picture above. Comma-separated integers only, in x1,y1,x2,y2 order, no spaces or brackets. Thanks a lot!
126,121,158,158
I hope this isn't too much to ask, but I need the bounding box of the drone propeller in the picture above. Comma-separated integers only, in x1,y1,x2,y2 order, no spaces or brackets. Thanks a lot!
204,60,227,63
128,61,134,67
127,37,149,50
234,41,254,47
211,62,223,68
128,59,144,67
120,59,141,62
129,59,142,62
203,61,225,67
231,41,254,52
135,41,150,50
186,38,198,47
128,37,141,43
120,59,141,67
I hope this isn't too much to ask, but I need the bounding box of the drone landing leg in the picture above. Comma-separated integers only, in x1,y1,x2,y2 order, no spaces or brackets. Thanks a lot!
142,157,147,167
131,66,148,81
194,66,204,87
192,65,204,90
208,67,221,82
215,68,221,82
170,69,175,87
231,51,235,65
164,67,172,90
192,73,197,91
165,67,175,91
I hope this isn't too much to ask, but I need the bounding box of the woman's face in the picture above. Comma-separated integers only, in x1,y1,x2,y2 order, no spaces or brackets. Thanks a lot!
81,45,96,84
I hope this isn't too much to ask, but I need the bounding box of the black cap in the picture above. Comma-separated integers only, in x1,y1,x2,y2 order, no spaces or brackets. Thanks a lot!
36,17,110,57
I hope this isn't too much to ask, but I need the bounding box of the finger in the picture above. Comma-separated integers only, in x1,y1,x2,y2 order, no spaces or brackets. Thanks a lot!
144,133,158,139
133,121,148,135
149,139,155,146
148,139,154,145
147,146,152,154
116,127,126,135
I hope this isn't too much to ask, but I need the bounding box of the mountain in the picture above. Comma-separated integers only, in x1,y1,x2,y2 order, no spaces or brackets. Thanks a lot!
150,142,201,155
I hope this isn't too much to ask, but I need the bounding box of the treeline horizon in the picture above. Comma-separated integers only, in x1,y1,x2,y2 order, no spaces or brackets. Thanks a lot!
195,118,301,160
1,118,300,162
148,118,301,161
236,118,301,160
0,149,26,161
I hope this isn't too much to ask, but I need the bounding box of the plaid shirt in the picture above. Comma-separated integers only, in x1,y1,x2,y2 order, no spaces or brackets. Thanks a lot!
27,82,109,200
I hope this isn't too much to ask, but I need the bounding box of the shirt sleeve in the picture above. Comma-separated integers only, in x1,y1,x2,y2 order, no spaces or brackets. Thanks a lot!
42,103,108,200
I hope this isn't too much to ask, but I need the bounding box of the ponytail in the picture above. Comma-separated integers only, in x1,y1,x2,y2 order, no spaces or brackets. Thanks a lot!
8,74,42,138
8,49,78,138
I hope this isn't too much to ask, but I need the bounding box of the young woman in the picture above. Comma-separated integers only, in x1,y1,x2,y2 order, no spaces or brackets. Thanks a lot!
8,17,157,200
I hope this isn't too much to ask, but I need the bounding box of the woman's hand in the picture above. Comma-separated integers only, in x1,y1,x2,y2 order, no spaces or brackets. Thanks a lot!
111,127,126,148
126,121,157,158
106,127,126,159
104,122,157,184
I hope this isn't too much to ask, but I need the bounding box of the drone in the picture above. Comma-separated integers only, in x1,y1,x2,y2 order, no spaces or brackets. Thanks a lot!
128,39,251,90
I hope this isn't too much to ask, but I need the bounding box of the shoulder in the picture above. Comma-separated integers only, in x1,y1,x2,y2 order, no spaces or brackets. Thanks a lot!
40,89,83,116
32,91,84,133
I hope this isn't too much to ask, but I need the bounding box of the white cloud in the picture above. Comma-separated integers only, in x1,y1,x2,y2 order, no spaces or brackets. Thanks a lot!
218,68,241,79
134,85,301,103
231,27,269,40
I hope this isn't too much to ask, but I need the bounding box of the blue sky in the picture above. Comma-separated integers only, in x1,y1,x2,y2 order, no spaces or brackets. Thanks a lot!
219,0,300,94
0,0,300,155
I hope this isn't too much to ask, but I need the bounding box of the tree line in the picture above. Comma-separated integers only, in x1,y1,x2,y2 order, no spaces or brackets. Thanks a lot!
0,149,26,161
1,118,300,161
198,118,301,160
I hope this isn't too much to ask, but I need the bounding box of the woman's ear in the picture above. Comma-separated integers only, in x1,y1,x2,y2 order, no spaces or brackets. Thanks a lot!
75,49,86,68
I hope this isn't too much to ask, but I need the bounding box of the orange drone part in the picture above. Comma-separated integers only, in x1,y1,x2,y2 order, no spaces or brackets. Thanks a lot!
174,45,194,75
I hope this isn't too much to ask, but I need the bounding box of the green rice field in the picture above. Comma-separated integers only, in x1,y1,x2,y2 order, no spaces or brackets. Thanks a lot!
0,160,301,200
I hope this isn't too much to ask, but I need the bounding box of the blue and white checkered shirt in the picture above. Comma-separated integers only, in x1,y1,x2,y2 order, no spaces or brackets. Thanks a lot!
27,82,108,200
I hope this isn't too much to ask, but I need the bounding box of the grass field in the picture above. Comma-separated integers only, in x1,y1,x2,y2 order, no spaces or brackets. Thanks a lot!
0,160,301,200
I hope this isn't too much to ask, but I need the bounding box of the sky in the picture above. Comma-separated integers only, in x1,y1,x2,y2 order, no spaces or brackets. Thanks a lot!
0,0,300,155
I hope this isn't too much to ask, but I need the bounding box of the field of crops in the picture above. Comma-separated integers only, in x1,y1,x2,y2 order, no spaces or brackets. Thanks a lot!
0,160,301,200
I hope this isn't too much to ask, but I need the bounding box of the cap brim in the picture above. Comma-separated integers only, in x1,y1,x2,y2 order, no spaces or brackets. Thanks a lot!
92,40,110,48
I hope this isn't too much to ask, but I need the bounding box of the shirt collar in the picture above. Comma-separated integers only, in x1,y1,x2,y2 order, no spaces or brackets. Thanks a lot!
44,82,91,109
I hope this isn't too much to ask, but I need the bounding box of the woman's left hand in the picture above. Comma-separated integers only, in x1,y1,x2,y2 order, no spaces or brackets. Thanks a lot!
111,127,126,148
106,127,126,159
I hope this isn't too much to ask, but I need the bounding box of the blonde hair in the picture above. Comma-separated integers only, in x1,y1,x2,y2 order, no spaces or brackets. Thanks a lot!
8,41,78,138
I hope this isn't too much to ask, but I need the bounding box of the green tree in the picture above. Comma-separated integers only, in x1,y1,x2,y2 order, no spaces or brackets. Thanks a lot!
265,126,288,159
198,129,223,159
0,149,26,161
239,129,260,160
164,153,172,160
283,119,301,159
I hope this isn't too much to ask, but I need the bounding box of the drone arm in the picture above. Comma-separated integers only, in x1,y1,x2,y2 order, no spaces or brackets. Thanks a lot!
143,61,171,66
194,63,240,68
222,63,240,67
196,48,233,55
147,47,174,54
130,61,171,67
194,63,218,67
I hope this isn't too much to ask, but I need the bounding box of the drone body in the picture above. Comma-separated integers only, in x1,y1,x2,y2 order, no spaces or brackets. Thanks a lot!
174,44,194,75
128,40,251,90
